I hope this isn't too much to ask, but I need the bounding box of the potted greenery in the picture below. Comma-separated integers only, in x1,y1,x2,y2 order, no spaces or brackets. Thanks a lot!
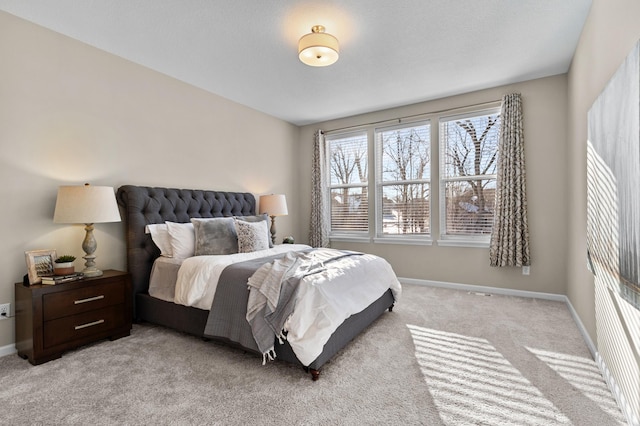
54,255,76,275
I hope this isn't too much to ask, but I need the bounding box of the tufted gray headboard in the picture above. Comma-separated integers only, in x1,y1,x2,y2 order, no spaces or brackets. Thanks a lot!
116,185,256,315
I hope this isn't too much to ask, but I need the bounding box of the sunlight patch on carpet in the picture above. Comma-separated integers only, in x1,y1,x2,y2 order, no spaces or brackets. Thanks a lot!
407,324,570,425
526,347,627,425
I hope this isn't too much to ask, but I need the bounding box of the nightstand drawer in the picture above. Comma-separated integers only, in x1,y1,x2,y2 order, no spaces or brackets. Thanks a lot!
43,282,125,321
43,305,126,348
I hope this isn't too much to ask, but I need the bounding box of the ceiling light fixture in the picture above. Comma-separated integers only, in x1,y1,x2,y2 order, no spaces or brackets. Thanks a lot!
298,25,339,67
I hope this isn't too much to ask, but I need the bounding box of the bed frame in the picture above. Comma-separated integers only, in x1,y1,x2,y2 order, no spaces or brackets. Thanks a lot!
116,184,394,380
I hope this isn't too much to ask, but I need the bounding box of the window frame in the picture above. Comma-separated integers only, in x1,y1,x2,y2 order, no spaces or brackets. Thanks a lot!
437,106,501,247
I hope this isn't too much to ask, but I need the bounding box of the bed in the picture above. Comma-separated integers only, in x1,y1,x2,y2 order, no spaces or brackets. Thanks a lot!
116,184,400,380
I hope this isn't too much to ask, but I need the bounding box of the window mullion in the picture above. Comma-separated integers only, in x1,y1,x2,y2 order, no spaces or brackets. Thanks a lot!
329,182,369,190
380,178,430,186
442,175,496,182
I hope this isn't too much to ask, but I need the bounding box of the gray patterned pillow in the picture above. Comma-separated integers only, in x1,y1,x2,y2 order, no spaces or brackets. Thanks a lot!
235,213,273,248
235,219,269,253
191,217,238,255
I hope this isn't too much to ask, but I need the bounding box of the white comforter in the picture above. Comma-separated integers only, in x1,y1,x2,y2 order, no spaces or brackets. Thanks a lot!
174,244,312,309
174,245,402,366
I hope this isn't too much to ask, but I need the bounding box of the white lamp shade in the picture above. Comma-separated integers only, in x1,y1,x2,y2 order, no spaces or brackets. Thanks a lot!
53,184,121,224
298,25,339,67
259,194,288,217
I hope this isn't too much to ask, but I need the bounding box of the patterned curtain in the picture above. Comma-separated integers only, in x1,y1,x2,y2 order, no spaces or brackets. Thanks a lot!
309,130,330,247
489,93,531,267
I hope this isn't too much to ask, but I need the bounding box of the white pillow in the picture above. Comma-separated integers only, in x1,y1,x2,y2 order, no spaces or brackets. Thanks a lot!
235,219,269,253
145,223,173,257
165,221,195,259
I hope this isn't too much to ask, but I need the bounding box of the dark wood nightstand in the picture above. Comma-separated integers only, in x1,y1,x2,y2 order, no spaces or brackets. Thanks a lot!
14,269,132,365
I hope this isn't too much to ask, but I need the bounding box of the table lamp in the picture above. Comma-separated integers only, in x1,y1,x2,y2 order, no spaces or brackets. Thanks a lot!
259,194,288,245
53,183,121,277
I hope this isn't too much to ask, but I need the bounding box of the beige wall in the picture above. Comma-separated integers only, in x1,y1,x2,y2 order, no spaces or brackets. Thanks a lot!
299,75,569,295
567,0,640,420
0,12,301,349
567,0,640,348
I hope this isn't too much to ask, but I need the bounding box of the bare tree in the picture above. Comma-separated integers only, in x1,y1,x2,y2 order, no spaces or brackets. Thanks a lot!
444,115,500,233
450,117,499,211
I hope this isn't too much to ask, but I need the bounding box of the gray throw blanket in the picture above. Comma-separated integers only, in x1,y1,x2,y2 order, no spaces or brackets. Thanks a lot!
245,248,362,363
204,252,290,353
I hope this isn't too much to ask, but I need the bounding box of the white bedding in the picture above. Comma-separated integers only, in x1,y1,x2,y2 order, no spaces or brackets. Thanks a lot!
174,245,402,366
149,257,183,303
174,244,313,309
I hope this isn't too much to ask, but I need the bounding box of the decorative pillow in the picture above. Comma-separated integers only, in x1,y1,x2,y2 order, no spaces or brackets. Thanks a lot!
235,219,270,253
145,223,173,257
235,213,273,248
165,221,195,259
191,217,238,256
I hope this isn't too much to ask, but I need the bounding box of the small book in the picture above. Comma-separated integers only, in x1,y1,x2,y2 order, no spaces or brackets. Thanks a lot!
40,272,84,285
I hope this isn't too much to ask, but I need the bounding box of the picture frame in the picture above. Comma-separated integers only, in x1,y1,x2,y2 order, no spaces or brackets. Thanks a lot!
25,249,57,285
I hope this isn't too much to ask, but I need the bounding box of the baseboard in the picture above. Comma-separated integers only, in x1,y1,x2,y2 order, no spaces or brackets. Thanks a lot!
0,343,17,358
561,294,598,358
399,277,638,426
398,277,567,302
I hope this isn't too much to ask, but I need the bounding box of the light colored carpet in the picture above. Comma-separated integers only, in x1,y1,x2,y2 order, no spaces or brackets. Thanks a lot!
0,284,627,425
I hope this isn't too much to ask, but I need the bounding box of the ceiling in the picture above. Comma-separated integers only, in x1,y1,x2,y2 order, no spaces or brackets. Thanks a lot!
0,1,592,126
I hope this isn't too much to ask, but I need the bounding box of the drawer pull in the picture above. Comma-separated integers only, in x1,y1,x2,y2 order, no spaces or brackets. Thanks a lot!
74,295,105,305
75,319,105,330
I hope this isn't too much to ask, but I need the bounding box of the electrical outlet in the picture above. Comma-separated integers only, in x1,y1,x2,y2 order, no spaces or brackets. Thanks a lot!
0,303,10,319
522,266,530,275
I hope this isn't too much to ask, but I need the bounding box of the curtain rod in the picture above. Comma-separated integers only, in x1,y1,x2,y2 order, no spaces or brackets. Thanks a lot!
323,99,502,134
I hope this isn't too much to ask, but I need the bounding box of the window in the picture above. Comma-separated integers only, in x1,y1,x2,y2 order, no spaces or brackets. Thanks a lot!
439,108,501,242
376,122,431,239
326,132,369,236
324,103,501,246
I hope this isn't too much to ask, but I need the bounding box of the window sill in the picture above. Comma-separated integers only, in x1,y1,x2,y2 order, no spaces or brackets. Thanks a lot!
329,235,372,244
437,239,490,248
373,237,433,246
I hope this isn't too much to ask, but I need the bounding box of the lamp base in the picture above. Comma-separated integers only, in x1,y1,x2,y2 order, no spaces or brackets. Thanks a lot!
269,215,277,245
82,267,103,278
81,226,103,277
